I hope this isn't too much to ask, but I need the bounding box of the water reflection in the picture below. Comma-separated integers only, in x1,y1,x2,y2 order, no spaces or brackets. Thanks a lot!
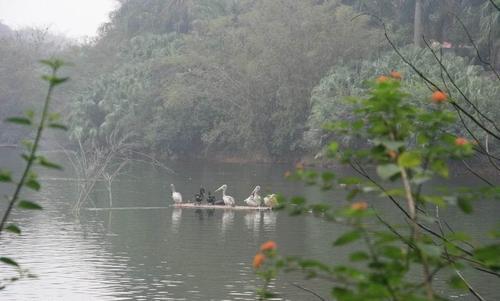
171,208,182,233
244,211,261,234
194,208,204,220
263,211,277,231
220,209,234,234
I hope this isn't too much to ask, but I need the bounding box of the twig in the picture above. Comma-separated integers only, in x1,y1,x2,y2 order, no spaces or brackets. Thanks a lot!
288,282,326,301
488,0,500,12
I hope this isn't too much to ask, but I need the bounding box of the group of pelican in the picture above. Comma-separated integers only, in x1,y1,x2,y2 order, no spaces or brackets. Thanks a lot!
170,184,278,207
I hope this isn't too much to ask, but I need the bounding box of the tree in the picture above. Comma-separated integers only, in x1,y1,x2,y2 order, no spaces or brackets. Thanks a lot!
414,0,424,47
255,78,500,301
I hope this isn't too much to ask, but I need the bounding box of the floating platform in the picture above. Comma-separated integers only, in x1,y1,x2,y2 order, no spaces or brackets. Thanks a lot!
85,204,272,211
173,203,272,210
87,207,169,211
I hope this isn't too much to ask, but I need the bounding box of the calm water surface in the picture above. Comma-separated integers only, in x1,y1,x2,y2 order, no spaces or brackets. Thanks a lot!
0,150,498,300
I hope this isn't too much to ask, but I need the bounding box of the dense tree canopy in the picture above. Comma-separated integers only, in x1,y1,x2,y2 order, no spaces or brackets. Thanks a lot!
69,0,384,160
306,47,500,152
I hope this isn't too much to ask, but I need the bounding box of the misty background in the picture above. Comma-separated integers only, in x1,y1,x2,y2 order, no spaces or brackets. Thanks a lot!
0,0,498,162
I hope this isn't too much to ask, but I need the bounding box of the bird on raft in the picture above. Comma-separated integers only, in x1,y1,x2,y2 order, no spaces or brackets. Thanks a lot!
207,191,216,205
214,184,236,206
263,194,278,207
170,184,183,204
195,187,205,205
244,185,262,207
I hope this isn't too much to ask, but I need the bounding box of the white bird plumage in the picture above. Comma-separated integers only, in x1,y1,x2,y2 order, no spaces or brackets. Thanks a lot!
244,185,262,207
263,194,278,207
170,184,183,204
215,184,235,206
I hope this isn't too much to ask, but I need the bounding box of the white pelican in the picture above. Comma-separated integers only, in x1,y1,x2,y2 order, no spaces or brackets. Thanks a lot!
214,184,235,206
170,184,183,204
263,194,278,207
244,185,262,207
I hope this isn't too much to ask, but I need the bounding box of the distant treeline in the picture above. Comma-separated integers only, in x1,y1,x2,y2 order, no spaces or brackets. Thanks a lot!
1,0,499,161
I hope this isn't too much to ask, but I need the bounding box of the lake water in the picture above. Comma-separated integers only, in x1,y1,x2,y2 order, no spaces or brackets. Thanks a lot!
0,149,498,300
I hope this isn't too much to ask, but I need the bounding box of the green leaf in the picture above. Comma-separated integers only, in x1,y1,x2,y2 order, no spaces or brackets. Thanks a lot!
38,156,62,170
0,257,19,267
18,200,43,210
422,195,445,207
5,224,21,234
41,75,69,85
334,230,362,246
398,151,421,168
349,251,369,262
331,287,354,300
474,244,500,268
40,59,65,69
0,169,12,182
338,177,361,185
327,142,339,157
25,179,40,191
417,133,429,145
457,197,473,214
376,164,400,180
380,245,405,260
291,197,306,206
48,123,68,130
446,232,471,242
431,159,449,178
5,117,31,126
321,171,335,182
311,204,330,214
384,188,404,197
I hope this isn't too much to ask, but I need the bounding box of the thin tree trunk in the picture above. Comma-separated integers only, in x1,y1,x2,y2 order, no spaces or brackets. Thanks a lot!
414,0,424,47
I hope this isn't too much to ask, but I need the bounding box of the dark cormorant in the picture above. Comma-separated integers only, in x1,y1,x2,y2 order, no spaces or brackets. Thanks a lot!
207,191,216,205
195,188,205,205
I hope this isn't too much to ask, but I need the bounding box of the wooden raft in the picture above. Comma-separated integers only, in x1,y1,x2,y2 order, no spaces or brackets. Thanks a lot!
85,204,272,211
173,203,272,210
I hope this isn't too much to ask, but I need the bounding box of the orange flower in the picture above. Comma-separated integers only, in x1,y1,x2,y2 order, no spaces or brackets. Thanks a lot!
351,201,368,211
387,150,398,159
284,171,292,178
390,70,402,80
376,75,390,83
431,91,448,103
260,240,278,252
455,137,469,146
253,253,265,269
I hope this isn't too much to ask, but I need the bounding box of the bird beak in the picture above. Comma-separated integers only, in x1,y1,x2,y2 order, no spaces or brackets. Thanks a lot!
215,186,223,192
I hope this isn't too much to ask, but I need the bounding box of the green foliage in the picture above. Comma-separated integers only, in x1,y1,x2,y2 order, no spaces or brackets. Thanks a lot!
69,0,383,159
0,59,67,289
333,230,363,246
17,200,43,210
256,79,500,300
306,47,500,153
